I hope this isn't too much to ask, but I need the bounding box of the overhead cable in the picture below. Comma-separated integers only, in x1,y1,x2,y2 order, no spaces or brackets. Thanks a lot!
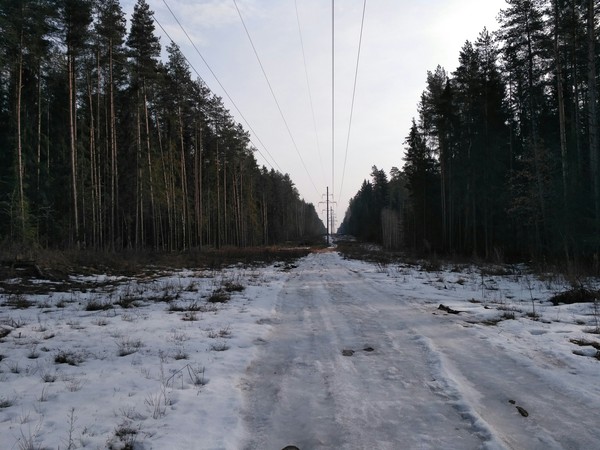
156,0,282,172
332,0,335,201
232,0,320,195
295,0,326,183
338,0,367,204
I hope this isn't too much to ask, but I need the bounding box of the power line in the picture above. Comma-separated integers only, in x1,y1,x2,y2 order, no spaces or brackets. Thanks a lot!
338,0,367,204
156,0,282,173
232,0,320,195
332,0,335,202
295,0,326,183
152,15,203,82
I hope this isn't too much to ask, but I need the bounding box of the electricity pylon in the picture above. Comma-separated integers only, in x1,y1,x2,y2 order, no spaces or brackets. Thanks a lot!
319,187,336,245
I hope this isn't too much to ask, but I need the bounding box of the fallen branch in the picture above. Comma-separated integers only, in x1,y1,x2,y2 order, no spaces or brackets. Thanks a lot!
438,304,461,314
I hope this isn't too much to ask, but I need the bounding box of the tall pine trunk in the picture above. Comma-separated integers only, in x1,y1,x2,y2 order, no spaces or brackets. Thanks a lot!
588,0,599,226
526,9,547,251
68,52,80,247
155,113,171,250
193,124,202,249
554,0,569,206
143,87,157,249
178,106,188,249
554,0,571,262
135,90,143,249
109,42,118,250
16,29,26,240
87,73,98,248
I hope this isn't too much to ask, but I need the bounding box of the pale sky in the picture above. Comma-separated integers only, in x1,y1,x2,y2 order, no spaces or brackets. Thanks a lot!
123,0,508,231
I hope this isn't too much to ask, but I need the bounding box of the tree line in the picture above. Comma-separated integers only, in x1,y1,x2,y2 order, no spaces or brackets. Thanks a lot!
0,0,325,252
340,0,599,265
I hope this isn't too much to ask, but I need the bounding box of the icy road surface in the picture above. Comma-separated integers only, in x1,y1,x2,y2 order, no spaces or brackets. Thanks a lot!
241,251,600,450
2,249,600,449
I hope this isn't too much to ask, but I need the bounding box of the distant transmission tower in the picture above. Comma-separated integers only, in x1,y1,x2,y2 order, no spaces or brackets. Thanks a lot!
319,187,336,245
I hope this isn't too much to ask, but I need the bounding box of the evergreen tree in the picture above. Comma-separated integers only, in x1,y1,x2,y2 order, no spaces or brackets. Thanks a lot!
587,0,599,247
382,167,407,249
419,65,455,248
450,30,511,257
340,0,599,265
0,0,324,252
0,0,55,244
370,165,389,241
58,0,93,247
125,0,161,249
94,0,127,249
498,0,553,254
403,119,439,250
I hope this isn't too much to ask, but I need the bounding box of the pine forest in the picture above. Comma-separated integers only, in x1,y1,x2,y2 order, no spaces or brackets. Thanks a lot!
340,0,600,267
0,0,325,253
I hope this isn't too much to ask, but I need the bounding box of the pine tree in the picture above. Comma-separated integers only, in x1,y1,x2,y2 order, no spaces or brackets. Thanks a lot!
403,119,439,250
370,165,389,242
126,0,160,249
94,0,127,249
498,0,552,254
450,30,510,256
419,65,455,249
587,0,599,239
0,0,55,244
452,40,482,253
473,29,511,257
58,0,93,247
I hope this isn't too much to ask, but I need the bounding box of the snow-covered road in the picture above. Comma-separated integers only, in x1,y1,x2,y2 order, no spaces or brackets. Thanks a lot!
2,249,599,449
241,251,600,450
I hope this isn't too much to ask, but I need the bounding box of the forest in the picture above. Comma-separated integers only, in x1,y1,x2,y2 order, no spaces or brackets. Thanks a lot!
0,0,325,253
340,0,600,267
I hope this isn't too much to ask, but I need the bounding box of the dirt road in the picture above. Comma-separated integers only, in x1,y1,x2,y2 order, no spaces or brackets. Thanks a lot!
241,251,600,450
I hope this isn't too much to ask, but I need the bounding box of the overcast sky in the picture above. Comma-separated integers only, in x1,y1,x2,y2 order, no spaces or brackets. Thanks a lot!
123,0,508,231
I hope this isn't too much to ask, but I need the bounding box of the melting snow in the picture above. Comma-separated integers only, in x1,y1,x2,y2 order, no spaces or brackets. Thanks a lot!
1,251,599,449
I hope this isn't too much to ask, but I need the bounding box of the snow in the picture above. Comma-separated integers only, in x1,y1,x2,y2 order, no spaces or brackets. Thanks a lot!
1,251,600,449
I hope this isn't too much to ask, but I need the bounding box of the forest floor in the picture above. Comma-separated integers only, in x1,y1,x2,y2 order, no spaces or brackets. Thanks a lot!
1,246,600,449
